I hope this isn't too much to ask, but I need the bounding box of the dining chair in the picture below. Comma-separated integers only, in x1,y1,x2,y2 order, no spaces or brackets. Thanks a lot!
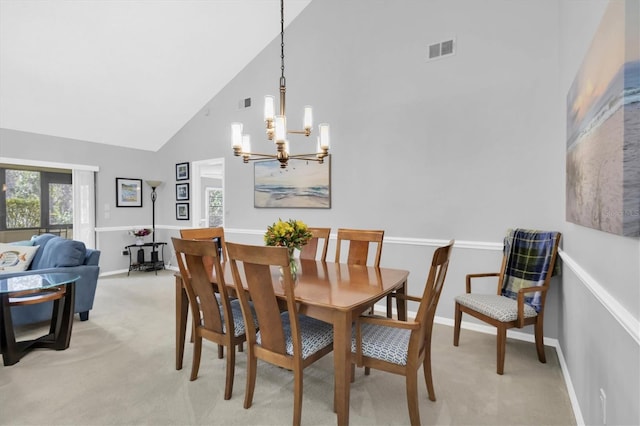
299,227,331,261
180,226,227,264
226,242,334,426
453,229,561,375
172,237,252,400
334,228,395,324
334,228,384,267
351,240,454,426
179,226,230,357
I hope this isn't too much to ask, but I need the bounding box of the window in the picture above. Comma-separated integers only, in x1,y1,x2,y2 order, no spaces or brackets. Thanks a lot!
1,167,72,231
206,187,223,227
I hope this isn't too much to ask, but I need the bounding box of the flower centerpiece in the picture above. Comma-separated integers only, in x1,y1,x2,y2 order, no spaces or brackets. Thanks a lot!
264,218,312,280
129,228,152,245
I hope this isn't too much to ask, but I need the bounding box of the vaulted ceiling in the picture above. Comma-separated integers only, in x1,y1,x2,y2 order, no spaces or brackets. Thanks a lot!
0,0,311,152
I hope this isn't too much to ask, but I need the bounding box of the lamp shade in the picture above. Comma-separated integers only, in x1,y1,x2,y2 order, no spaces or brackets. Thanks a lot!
146,180,163,189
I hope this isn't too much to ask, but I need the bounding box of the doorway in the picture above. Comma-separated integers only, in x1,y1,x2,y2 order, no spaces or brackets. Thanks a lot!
190,158,224,228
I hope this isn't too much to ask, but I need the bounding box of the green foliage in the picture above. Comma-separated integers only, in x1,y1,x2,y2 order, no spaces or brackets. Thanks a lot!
6,198,40,228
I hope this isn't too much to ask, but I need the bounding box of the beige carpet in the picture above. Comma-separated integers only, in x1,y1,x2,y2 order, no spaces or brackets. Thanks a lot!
1,270,576,425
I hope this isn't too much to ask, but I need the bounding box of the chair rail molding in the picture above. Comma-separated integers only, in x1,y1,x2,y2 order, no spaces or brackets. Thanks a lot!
558,249,640,346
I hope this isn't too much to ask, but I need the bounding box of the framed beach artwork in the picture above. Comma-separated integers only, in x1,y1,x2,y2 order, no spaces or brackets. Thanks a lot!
566,1,640,237
254,156,331,208
115,178,143,207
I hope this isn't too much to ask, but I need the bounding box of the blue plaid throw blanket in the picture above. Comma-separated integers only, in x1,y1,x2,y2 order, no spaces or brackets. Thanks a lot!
501,229,560,313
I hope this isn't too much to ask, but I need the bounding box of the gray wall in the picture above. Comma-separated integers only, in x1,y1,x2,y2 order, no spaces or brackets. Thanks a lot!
558,1,640,425
0,1,638,424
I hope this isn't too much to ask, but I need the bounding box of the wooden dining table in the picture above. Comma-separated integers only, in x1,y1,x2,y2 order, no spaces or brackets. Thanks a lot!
175,258,409,426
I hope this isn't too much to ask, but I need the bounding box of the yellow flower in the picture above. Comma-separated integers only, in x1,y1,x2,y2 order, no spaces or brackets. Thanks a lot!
264,218,313,250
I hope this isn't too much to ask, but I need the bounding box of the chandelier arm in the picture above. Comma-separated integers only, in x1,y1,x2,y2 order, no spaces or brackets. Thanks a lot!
234,152,283,159
288,153,328,161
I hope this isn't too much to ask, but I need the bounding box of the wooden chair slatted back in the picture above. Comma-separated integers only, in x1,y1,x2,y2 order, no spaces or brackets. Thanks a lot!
227,243,297,357
334,228,384,267
180,227,228,275
413,240,454,348
300,227,331,261
172,238,227,334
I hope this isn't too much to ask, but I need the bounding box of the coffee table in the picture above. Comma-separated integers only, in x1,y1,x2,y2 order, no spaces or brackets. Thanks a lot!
0,272,80,366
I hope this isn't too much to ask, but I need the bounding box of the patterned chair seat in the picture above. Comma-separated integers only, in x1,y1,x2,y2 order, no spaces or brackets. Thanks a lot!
455,293,538,323
197,295,258,337
257,313,333,359
351,322,411,366
223,299,258,337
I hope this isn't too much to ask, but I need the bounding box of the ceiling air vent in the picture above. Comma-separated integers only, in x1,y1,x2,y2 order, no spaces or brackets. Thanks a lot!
427,38,456,61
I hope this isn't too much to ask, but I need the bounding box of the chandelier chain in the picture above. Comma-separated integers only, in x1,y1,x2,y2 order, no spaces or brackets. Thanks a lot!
280,0,285,79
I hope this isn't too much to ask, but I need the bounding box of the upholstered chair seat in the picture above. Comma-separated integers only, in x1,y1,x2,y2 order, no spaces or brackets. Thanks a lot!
351,322,411,365
257,313,334,359
454,293,538,323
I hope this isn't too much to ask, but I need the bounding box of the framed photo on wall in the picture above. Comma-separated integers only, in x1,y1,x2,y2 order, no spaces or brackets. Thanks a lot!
176,162,190,181
176,202,190,220
115,178,143,207
176,183,189,201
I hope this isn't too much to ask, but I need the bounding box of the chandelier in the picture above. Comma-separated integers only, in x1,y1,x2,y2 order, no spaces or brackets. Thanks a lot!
231,0,330,169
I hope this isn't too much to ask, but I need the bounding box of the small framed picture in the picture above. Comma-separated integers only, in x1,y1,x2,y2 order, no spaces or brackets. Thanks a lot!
116,178,143,207
176,183,189,201
176,162,190,181
176,203,190,220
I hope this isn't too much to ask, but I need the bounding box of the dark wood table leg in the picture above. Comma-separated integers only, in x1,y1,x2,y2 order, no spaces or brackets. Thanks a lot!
53,282,75,350
1,294,20,366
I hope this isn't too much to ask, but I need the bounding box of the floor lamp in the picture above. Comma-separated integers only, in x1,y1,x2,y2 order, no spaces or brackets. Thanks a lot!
145,180,163,260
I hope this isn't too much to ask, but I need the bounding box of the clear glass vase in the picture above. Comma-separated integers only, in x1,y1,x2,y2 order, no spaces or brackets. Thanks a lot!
278,248,299,282
288,248,298,282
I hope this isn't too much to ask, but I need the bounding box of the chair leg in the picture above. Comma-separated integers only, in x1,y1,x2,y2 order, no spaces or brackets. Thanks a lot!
535,320,546,364
406,369,421,426
497,326,506,375
423,336,436,401
218,344,224,359
224,345,235,400
244,351,257,409
386,294,393,318
453,303,462,346
293,370,303,426
350,363,355,383
190,335,202,381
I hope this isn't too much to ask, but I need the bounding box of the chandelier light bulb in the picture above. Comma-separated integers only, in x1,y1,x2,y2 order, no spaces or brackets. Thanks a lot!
319,123,330,149
275,115,286,143
303,106,313,130
264,96,275,122
231,122,243,149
